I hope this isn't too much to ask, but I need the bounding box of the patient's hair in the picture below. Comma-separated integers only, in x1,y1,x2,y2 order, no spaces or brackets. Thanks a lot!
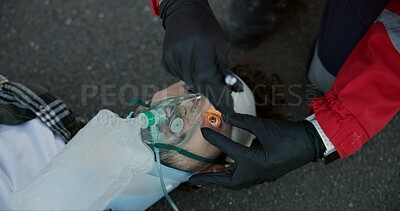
161,151,214,173
161,61,285,173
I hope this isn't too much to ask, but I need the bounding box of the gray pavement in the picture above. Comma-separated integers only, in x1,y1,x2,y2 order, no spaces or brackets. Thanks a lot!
1,0,399,210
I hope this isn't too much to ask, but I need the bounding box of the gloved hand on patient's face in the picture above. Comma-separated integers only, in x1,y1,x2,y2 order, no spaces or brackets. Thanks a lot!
189,113,325,190
160,0,243,114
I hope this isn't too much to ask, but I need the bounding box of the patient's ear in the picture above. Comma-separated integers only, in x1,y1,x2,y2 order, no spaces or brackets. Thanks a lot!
208,164,227,173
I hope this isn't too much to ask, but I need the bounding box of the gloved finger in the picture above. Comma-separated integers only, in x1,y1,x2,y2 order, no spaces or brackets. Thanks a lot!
232,79,244,93
201,128,247,161
223,113,259,133
188,171,234,189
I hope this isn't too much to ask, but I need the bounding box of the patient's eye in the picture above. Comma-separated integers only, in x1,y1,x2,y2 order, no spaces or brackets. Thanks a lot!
204,107,222,129
184,85,194,94
205,113,222,129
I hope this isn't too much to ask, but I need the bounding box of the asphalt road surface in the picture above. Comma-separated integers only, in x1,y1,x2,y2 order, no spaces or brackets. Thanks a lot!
1,0,399,210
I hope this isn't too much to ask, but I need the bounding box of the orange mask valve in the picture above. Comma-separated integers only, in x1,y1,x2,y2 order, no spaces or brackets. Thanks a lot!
204,107,222,129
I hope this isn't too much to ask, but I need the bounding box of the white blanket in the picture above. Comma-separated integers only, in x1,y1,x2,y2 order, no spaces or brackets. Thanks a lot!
0,118,65,210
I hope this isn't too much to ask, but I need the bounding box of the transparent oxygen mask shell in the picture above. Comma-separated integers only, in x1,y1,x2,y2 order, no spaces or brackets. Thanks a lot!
137,94,211,159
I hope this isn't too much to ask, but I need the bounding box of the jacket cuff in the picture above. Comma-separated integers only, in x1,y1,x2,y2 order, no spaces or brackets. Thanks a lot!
310,92,369,158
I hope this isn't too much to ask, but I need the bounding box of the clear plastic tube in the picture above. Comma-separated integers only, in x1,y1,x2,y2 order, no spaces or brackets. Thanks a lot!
126,111,134,119
150,125,179,211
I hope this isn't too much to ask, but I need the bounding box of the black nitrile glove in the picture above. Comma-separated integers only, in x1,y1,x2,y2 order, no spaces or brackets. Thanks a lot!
189,113,325,190
160,0,243,113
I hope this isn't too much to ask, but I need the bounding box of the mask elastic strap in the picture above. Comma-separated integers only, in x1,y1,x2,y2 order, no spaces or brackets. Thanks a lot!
153,143,230,165
130,97,150,107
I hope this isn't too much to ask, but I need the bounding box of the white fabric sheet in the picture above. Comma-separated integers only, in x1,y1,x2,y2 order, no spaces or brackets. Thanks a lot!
0,118,65,210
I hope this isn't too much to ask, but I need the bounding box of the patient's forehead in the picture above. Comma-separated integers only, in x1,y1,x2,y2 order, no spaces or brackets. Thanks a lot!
151,81,188,102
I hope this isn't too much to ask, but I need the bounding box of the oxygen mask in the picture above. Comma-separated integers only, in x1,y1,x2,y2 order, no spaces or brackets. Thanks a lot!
136,94,211,159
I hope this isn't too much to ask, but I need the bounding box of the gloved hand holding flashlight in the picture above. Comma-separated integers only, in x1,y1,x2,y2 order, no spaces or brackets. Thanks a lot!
189,113,326,190
160,0,243,113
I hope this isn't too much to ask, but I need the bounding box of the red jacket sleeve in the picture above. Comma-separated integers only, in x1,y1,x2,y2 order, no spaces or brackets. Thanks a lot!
310,0,400,158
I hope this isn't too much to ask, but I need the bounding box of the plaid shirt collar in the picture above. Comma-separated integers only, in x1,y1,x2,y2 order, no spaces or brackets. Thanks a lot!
0,75,83,143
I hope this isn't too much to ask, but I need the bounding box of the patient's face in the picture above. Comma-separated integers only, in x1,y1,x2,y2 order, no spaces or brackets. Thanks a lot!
143,81,232,173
